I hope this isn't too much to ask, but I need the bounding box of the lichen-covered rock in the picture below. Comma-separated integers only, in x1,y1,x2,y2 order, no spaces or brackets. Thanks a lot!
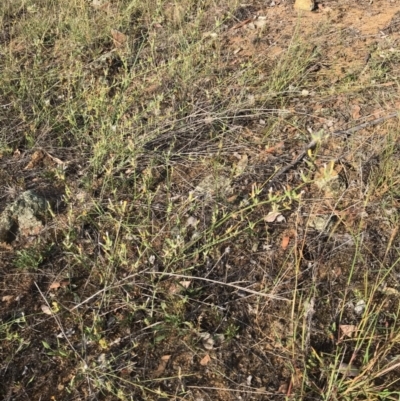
0,191,48,242
0,210,17,243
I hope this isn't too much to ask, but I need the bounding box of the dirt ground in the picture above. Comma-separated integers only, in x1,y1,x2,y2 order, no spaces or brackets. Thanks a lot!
1,0,400,400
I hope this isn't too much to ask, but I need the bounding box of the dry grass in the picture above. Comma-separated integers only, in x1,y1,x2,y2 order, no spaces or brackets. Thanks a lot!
1,0,400,400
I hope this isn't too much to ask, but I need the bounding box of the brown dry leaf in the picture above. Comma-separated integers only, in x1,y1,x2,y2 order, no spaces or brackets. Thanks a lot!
111,29,127,48
168,280,191,294
339,324,357,338
281,236,290,250
200,354,211,366
265,211,285,223
2,295,13,302
153,355,171,377
49,280,69,290
49,282,61,290
352,104,361,120
41,304,53,315
265,142,284,155
24,150,45,170
277,381,289,394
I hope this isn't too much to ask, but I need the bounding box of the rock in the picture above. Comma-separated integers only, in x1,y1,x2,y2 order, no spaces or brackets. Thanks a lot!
0,190,48,242
294,0,315,11
0,211,17,243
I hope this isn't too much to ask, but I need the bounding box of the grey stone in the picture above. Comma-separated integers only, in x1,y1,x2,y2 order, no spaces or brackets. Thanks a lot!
0,191,48,242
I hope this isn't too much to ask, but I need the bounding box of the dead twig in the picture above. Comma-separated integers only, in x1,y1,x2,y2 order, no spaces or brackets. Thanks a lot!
144,271,290,301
